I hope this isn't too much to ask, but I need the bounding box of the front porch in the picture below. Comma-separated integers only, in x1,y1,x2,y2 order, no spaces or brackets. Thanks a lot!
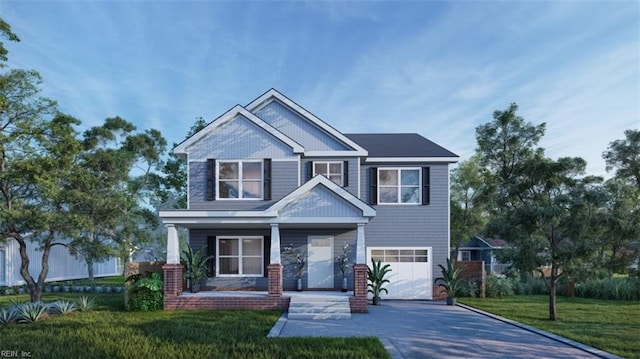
162,286,367,313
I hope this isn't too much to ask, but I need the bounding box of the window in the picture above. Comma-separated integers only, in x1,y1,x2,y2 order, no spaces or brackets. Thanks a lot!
371,248,429,263
313,161,343,186
217,237,263,276
0,247,5,284
218,161,263,199
378,168,420,204
460,251,471,261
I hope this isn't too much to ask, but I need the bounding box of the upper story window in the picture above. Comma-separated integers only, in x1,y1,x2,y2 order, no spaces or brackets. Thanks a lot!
313,161,343,186
378,168,421,204
218,160,263,199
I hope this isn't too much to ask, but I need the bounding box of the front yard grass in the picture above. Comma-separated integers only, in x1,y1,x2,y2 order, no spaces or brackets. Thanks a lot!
459,295,640,359
0,294,389,359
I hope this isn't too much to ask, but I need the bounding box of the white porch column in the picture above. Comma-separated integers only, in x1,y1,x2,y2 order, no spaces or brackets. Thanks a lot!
166,224,180,264
356,223,366,264
270,224,281,264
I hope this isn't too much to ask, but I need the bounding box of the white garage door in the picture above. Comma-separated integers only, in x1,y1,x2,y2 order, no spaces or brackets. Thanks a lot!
367,247,432,300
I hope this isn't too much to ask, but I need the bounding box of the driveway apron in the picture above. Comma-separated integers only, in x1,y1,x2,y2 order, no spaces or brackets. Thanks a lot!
276,300,614,359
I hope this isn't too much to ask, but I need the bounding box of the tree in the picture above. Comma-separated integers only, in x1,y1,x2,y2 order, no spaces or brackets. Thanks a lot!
154,117,206,209
592,178,640,276
475,103,597,321
603,129,640,190
0,18,19,66
450,155,487,258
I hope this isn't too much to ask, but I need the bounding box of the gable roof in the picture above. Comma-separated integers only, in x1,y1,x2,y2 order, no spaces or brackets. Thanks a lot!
173,105,304,157
345,133,458,162
268,175,376,219
246,89,368,156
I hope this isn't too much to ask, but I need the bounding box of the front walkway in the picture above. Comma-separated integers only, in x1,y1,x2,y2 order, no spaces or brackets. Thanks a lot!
273,300,620,359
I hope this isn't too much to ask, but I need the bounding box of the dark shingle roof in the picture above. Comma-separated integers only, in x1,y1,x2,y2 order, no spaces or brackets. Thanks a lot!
345,133,458,158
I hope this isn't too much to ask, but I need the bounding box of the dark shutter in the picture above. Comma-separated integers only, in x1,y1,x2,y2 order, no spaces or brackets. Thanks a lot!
343,160,349,187
263,159,272,200
206,159,216,201
370,167,378,205
422,167,430,205
307,161,313,181
207,236,216,277
263,235,271,278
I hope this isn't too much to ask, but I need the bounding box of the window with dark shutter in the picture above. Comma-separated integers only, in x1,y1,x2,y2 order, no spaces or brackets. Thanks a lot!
422,167,430,205
206,159,216,201
207,236,216,277
263,159,272,201
306,161,313,181
343,160,349,187
263,235,271,278
370,167,378,205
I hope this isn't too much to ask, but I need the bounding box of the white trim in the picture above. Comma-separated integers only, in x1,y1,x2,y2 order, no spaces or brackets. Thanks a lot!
459,250,471,261
216,236,264,277
305,151,367,157
245,89,368,156
357,157,361,198
366,157,459,163
174,105,304,155
186,152,190,209
447,165,451,259
216,160,264,200
160,210,276,219
377,167,421,205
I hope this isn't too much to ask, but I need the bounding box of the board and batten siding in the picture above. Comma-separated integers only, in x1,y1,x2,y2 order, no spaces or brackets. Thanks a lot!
186,114,296,161
254,101,351,151
359,162,451,278
188,159,299,210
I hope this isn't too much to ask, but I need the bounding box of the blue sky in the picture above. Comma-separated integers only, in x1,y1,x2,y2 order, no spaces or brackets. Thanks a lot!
2,1,638,177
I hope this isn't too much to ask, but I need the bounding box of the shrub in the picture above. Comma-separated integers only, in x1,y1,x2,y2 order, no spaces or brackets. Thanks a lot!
485,275,514,297
76,296,96,312
0,308,17,324
513,276,548,295
16,302,48,323
458,279,479,298
52,300,77,315
125,272,164,312
575,277,640,301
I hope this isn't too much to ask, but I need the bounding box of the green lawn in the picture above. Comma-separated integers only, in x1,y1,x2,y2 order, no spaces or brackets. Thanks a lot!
0,294,389,359
459,295,640,359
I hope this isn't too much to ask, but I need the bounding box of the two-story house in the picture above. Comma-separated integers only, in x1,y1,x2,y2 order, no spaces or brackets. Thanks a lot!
159,89,458,312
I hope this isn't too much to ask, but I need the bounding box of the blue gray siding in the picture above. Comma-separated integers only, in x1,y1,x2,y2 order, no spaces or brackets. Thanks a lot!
190,228,356,291
301,157,359,196
189,159,298,210
359,163,450,277
186,114,296,161
254,101,351,151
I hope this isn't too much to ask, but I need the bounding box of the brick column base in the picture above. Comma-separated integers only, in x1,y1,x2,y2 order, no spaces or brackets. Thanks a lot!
267,264,283,297
351,264,368,313
163,264,183,310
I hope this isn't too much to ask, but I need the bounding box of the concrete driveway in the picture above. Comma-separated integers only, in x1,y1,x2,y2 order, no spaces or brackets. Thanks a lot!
272,300,619,359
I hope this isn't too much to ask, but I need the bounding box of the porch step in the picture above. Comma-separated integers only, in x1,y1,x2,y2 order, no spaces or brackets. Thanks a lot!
287,295,351,320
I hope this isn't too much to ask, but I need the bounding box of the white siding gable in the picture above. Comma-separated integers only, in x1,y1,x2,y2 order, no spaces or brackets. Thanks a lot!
187,114,296,161
278,185,362,218
254,101,350,152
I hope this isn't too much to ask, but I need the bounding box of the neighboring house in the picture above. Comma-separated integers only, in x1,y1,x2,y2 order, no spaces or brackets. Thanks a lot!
455,235,508,275
0,237,120,287
159,89,458,311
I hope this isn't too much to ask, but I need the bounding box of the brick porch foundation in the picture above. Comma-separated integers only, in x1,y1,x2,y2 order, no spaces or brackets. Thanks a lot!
350,264,368,313
267,264,283,297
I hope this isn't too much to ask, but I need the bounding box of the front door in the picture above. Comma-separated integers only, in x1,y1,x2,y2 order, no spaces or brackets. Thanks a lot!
307,236,334,288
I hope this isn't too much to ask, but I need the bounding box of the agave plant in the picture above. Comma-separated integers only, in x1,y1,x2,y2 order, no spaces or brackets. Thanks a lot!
52,300,77,315
16,302,48,323
434,258,466,305
367,259,392,305
0,308,17,325
76,296,96,312
181,244,214,293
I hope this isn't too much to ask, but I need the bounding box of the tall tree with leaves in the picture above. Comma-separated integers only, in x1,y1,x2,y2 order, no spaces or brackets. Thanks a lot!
450,155,487,258
603,129,640,190
154,117,206,209
475,103,599,320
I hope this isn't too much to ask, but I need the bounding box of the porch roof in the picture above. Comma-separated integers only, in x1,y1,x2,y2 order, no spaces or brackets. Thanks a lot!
159,175,376,228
